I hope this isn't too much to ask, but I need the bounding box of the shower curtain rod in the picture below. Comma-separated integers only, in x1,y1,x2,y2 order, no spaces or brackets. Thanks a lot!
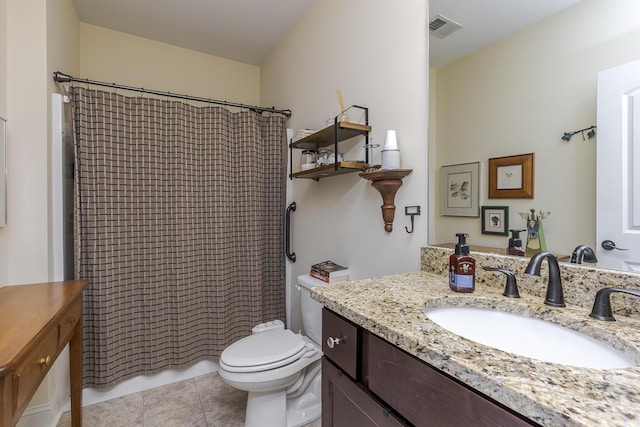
52,71,292,118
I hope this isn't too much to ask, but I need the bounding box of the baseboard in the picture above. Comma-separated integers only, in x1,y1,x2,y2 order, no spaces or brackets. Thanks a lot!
16,403,60,427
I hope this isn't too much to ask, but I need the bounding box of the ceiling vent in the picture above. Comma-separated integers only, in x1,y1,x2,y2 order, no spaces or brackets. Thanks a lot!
429,15,463,39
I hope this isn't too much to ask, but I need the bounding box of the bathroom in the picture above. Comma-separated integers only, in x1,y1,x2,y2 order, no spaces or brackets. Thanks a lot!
1,0,639,425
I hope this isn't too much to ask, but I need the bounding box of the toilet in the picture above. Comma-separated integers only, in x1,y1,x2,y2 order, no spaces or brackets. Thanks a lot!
218,274,329,427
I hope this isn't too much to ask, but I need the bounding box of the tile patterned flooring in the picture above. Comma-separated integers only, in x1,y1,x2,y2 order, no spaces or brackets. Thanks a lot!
57,373,247,427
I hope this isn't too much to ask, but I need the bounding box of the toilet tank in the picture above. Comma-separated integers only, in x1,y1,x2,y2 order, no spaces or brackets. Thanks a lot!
298,274,330,345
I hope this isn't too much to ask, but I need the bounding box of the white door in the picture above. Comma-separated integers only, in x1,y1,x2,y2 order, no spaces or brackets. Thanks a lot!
596,59,640,271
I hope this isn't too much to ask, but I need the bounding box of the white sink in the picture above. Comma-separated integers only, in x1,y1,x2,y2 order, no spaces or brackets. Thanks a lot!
424,306,634,369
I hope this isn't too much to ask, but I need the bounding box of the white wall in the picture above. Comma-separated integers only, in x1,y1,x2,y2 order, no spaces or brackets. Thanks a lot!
432,0,640,255
261,0,429,332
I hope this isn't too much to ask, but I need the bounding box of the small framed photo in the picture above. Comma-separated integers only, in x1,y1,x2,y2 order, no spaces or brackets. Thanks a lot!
481,206,509,235
488,153,534,198
440,162,480,217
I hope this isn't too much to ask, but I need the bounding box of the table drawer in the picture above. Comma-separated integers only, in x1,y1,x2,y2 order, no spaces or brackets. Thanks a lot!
12,331,58,416
322,309,359,379
58,297,81,347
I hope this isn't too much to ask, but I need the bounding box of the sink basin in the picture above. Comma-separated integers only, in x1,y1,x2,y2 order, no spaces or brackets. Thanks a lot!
424,306,634,369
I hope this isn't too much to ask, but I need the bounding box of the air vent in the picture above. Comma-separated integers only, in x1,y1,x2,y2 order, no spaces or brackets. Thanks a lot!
429,15,462,39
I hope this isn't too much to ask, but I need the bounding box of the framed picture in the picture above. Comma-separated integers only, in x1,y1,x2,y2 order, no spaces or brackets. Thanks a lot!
481,206,509,235
488,153,534,198
440,162,480,217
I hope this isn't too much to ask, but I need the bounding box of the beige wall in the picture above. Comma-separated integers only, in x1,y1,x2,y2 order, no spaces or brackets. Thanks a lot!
432,0,640,255
0,0,5,118
80,24,260,106
0,0,6,281
262,0,429,332
5,0,49,287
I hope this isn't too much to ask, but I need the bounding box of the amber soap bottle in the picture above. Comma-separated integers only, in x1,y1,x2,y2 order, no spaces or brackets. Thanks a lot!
507,229,526,256
449,233,475,293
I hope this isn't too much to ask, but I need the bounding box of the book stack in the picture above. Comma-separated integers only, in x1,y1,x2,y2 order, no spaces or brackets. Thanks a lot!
310,260,349,283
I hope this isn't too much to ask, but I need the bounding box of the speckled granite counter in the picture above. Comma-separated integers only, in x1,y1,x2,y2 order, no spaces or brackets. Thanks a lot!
311,250,640,427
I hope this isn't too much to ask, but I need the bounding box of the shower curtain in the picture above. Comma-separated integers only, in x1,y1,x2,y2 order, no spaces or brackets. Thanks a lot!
72,87,287,388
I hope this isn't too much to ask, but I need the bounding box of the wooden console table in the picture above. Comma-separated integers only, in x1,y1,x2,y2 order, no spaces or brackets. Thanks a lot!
0,280,88,427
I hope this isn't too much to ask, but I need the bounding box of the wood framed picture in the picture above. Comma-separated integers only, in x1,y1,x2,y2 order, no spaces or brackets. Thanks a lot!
440,162,480,217
488,153,534,198
481,206,509,235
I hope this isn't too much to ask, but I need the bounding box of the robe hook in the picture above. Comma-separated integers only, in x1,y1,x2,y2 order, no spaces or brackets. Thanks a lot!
404,205,421,233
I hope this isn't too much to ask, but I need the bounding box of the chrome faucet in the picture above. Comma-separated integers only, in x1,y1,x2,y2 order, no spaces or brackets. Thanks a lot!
589,287,640,321
525,251,565,307
570,245,598,264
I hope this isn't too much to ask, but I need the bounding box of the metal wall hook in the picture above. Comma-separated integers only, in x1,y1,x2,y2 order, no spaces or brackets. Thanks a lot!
404,205,421,233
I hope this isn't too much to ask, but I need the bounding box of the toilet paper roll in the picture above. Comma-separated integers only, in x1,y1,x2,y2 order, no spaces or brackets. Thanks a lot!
383,130,398,150
381,149,400,169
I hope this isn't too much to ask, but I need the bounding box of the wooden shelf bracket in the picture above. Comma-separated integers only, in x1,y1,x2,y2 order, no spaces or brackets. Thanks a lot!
360,169,413,232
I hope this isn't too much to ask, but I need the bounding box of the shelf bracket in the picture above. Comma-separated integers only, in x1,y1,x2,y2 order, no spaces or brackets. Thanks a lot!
360,169,413,232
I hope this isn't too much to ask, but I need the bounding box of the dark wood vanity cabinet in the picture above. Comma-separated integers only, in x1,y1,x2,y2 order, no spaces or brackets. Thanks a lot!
322,308,537,427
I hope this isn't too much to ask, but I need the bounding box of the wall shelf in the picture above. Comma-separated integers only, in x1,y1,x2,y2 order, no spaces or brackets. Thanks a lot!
360,169,413,232
289,106,378,180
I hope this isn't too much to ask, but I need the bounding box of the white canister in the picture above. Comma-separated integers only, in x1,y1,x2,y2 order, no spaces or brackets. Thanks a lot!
381,149,400,169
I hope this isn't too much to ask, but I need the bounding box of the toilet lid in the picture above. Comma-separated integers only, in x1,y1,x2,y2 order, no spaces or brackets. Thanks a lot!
220,329,307,372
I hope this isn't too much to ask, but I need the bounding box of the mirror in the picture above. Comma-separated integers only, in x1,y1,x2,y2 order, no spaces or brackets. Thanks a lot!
430,0,640,272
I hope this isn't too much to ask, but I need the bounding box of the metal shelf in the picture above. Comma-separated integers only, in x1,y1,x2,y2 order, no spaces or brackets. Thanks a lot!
289,105,372,180
290,122,371,150
290,162,379,180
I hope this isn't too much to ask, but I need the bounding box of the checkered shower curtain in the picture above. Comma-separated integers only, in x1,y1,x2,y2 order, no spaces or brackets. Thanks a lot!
72,87,287,388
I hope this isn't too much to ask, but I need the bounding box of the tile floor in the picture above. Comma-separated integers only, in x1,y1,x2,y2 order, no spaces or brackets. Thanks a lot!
57,372,247,427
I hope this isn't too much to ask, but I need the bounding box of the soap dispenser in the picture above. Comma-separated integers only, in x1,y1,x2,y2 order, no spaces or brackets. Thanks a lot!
507,229,526,256
449,233,475,293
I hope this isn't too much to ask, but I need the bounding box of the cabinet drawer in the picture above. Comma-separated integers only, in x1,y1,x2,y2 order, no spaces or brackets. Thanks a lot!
322,309,359,379
323,358,406,427
58,297,81,347
12,331,58,415
364,332,536,427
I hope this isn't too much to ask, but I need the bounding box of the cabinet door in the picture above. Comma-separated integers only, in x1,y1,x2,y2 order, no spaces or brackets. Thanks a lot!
364,332,536,427
322,358,406,427
322,309,359,379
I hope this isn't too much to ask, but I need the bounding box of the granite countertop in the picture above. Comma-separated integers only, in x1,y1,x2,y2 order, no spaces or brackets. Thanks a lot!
312,271,640,427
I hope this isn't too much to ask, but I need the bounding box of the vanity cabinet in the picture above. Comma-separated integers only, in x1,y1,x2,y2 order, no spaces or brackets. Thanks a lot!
322,308,538,427
289,106,375,180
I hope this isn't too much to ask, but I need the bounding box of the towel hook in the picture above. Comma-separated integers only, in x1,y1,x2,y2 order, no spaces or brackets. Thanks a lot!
404,205,421,233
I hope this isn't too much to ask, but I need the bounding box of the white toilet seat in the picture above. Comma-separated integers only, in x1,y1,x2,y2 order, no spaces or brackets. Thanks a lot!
220,329,316,373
